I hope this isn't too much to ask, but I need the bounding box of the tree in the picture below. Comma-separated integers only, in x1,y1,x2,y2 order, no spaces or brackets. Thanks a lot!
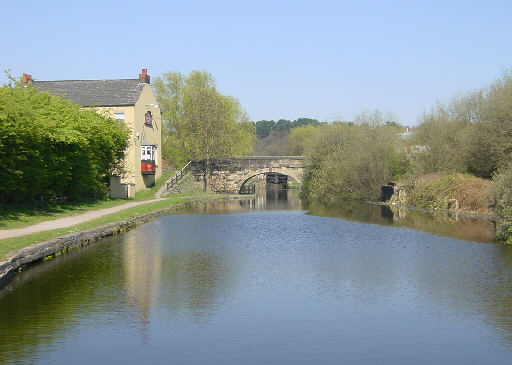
253,130,289,156
153,71,255,191
291,118,320,128
302,123,397,201
408,69,512,179
255,120,275,139
287,124,323,155
0,81,130,203
272,119,291,131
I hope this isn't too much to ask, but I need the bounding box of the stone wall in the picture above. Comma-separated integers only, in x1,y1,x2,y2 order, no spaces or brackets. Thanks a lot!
190,156,306,193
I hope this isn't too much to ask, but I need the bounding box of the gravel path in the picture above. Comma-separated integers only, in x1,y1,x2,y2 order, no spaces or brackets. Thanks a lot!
0,198,164,240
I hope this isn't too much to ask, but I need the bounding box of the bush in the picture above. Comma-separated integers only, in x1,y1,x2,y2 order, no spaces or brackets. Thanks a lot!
493,161,512,244
302,122,397,201
0,84,130,203
406,173,494,214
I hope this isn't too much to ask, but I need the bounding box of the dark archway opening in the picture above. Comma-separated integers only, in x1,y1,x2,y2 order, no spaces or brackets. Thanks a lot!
239,173,298,194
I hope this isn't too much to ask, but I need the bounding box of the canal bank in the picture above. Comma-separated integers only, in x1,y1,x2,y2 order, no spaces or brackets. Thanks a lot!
0,194,251,289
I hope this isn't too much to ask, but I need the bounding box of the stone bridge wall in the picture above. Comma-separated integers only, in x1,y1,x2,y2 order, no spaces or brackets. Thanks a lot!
190,156,306,193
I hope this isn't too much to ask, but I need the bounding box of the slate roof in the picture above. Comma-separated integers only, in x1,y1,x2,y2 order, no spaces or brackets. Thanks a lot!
32,79,146,107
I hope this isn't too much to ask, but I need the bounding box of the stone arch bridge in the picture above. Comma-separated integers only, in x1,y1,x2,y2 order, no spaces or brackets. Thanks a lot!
190,156,306,193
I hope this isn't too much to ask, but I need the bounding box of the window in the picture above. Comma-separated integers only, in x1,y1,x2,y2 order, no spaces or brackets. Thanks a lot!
141,145,156,161
144,111,153,126
114,112,125,121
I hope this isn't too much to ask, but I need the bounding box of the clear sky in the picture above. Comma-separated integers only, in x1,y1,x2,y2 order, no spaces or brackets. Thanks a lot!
2,0,511,125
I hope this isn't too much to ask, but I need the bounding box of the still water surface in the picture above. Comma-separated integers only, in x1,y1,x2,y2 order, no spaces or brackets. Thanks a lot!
1,190,511,364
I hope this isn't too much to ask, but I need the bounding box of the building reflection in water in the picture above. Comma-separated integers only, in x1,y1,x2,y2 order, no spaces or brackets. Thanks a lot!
122,226,162,331
121,218,235,326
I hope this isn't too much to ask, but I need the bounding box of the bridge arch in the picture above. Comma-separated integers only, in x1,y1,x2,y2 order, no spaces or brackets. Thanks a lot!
238,171,301,193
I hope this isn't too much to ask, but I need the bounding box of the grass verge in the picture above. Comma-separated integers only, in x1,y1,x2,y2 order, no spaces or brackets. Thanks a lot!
0,170,177,230
0,192,213,260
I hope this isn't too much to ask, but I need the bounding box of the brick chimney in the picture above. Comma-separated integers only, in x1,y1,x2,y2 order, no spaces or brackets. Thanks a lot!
139,68,150,84
21,73,32,84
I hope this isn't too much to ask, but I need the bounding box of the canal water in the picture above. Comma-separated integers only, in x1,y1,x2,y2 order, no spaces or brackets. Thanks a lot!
1,190,511,364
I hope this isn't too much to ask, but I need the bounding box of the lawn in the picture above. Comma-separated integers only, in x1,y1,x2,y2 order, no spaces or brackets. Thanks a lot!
0,170,176,230
0,191,216,260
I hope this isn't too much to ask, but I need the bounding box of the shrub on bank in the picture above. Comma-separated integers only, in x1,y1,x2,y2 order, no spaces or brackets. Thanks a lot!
405,173,494,214
493,161,512,244
302,122,398,201
0,84,130,203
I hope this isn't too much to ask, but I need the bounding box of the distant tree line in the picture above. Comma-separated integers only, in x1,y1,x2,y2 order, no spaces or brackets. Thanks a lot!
0,81,130,203
254,118,323,139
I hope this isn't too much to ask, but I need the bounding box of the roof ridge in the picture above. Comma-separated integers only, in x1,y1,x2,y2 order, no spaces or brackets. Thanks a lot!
33,79,147,107
34,78,141,83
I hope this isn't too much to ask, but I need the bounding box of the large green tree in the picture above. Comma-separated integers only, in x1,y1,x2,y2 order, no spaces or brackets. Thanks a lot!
153,71,255,190
0,81,130,203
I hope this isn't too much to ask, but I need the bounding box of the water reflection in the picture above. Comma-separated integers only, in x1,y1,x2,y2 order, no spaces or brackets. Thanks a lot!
0,191,511,364
121,219,234,324
184,188,302,214
306,200,496,243
122,229,162,329
0,243,125,364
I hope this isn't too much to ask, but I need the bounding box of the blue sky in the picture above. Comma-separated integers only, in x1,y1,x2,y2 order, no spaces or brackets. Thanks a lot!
2,0,511,125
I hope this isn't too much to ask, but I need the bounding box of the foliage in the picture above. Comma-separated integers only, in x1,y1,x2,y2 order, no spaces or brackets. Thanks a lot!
153,71,255,174
253,130,290,156
389,151,410,180
287,124,324,155
410,69,512,179
406,173,493,214
353,109,397,127
493,161,512,244
302,122,398,201
409,107,469,175
292,118,321,128
0,82,130,203
254,117,321,139
273,119,292,131
255,120,275,139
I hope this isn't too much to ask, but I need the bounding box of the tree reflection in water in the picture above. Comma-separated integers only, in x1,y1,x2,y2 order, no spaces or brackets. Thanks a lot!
305,200,496,243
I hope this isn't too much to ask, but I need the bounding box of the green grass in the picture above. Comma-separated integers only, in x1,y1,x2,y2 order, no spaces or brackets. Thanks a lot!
0,170,177,230
0,192,215,260
132,170,175,201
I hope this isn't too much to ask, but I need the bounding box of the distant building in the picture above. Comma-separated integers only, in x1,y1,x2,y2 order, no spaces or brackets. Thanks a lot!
27,69,162,198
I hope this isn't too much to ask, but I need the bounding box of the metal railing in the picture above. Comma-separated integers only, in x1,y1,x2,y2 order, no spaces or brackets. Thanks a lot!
166,161,192,191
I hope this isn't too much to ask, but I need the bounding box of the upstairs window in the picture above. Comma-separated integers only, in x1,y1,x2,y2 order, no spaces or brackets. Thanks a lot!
114,112,125,122
144,111,153,126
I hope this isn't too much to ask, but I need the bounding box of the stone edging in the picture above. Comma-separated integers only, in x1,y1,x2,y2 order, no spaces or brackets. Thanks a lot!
0,200,198,289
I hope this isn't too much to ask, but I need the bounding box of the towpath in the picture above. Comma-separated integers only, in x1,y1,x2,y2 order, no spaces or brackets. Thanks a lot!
0,198,164,240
